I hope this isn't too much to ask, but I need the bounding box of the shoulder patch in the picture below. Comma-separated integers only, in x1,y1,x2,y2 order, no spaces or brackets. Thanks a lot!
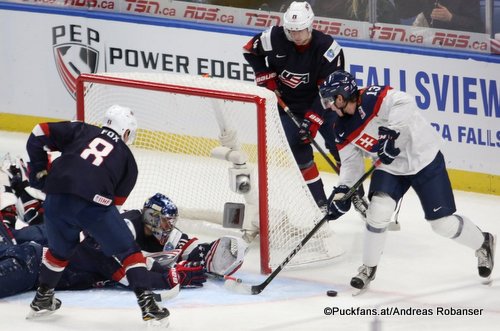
323,40,342,62
260,27,274,52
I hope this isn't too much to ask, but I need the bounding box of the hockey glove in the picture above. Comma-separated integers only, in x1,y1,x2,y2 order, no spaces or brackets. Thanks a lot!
299,111,324,144
27,161,48,191
327,185,352,221
377,126,400,165
166,261,207,289
255,71,278,92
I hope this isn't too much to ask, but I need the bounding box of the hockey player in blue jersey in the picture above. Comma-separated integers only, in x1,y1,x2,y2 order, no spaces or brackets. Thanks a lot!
243,1,353,211
0,190,246,298
125,193,248,278
320,70,496,292
25,105,169,325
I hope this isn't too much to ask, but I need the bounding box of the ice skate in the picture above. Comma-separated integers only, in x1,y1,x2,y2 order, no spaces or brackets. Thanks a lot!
352,191,368,220
136,289,170,327
476,232,496,285
26,286,61,319
350,265,377,296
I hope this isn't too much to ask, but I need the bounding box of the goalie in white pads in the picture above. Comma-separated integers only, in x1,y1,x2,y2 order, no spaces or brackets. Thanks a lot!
320,70,496,292
124,193,249,278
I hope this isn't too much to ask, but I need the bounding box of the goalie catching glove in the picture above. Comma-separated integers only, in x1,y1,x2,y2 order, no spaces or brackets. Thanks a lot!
160,228,249,277
166,261,207,288
205,235,249,276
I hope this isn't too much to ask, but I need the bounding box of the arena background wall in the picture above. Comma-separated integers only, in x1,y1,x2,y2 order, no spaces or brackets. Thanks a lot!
0,2,499,195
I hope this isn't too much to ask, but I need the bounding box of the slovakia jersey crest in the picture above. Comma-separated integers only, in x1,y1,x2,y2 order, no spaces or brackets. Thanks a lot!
354,133,379,152
53,43,99,99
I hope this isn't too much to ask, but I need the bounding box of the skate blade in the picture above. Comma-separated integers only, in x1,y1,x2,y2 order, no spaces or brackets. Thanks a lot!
26,308,57,320
481,235,496,286
481,276,492,286
352,285,370,297
387,222,401,231
145,316,170,328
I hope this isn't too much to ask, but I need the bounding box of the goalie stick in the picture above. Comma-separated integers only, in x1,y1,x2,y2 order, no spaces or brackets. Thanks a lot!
277,96,340,174
207,272,243,283
224,159,382,295
153,284,180,301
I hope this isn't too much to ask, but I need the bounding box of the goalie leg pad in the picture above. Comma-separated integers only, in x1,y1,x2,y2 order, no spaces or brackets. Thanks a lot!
205,236,249,276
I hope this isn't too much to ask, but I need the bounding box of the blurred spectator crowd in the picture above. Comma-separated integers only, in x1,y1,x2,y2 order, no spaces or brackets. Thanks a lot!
183,0,489,34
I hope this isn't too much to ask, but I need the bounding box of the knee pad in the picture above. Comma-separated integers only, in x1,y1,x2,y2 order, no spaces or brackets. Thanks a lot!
429,215,460,238
366,193,396,230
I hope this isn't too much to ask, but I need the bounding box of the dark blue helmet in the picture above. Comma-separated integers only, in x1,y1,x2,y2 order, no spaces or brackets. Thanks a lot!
319,70,358,108
143,193,178,218
142,193,178,244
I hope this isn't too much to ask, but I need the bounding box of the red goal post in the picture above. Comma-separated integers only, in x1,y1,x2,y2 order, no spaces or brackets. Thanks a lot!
76,72,342,274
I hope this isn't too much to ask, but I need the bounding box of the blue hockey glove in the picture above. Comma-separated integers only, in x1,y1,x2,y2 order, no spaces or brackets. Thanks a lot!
327,185,352,221
299,111,324,144
377,126,400,165
166,261,207,289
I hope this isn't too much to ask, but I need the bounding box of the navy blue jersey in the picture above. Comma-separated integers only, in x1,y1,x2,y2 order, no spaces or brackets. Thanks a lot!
26,121,138,206
243,26,344,116
123,209,164,253
123,209,213,264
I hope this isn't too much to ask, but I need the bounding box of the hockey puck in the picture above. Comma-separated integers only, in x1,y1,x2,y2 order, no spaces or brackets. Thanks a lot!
326,290,338,297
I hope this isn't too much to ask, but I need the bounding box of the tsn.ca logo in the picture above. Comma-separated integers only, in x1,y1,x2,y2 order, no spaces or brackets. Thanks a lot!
52,25,101,99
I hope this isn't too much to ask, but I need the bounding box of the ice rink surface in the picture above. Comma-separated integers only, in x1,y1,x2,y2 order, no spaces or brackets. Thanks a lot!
1,130,499,330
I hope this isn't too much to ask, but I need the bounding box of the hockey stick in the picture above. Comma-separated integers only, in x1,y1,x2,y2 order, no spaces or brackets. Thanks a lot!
207,272,243,283
277,96,340,174
224,159,381,295
153,284,180,301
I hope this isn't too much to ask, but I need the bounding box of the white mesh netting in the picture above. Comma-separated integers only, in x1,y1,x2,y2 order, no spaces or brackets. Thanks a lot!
79,72,342,273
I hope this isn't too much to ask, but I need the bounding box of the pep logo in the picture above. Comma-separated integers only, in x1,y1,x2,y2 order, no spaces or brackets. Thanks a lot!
52,25,101,99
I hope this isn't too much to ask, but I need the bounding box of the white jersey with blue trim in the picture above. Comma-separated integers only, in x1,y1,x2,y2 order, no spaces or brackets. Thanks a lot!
335,87,442,187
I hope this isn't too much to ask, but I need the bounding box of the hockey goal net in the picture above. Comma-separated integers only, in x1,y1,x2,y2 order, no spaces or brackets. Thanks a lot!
76,72,342,274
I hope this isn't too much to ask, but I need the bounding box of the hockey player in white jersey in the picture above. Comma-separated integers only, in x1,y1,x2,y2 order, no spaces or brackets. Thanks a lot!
319,70,495,292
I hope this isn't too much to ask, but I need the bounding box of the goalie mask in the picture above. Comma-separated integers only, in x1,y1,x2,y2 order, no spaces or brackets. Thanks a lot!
102,105,138,145
142,193,179,245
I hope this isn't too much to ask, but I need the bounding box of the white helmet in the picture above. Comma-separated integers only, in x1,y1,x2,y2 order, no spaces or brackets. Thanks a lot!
102,105,138,145
283,1,314,41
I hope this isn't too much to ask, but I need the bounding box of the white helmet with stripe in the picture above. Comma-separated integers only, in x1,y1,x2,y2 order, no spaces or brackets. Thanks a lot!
102,105,138,145
283,1,315,42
